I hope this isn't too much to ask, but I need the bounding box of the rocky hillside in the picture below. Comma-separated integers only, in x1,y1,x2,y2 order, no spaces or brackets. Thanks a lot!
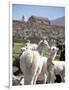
13,19,65,43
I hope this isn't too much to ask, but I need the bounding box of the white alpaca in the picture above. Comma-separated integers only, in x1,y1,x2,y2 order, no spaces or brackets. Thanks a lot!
37,46,59,83
52,61,65,83
36,56,48,83
46,46,59,83
21,40,38,52
46,46,65,83
21,40,50,55
20,40,50,85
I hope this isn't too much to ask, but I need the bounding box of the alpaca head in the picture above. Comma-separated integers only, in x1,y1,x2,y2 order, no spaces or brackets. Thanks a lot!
38,39,50,49
50,46,59,55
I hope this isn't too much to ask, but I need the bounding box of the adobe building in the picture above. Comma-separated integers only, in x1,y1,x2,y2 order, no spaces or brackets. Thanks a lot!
28,16,50,25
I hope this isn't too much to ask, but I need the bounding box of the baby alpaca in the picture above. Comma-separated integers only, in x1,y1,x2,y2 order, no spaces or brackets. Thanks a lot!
47,46,65,83
37,46,58,83
47,46,59,83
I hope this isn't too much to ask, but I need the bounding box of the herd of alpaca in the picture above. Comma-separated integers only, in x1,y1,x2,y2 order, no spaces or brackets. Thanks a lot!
20,40,65,85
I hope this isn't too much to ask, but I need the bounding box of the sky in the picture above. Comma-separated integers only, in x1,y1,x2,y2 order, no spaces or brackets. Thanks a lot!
12,4,65,21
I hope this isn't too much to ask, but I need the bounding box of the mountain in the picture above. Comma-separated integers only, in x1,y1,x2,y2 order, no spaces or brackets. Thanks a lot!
51,16,65,27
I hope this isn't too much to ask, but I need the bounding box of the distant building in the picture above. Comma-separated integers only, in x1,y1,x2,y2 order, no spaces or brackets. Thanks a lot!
28,16,50,25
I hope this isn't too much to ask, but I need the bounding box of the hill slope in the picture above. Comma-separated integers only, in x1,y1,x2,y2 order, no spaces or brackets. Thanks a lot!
13,20,65,43
51,16,65,27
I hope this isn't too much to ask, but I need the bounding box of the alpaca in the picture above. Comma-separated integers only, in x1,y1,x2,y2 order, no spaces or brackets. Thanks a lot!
21,40,38,52
46,46,59,83
46,46,65,83
21,43,38,52
52,61,65,83
37,46,59,83
21,39,50,55
20,40,50,85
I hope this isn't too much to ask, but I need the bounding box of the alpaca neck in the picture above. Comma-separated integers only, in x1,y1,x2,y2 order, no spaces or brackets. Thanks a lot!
47,53,56,72
37,45,44,55
49,52,57,61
